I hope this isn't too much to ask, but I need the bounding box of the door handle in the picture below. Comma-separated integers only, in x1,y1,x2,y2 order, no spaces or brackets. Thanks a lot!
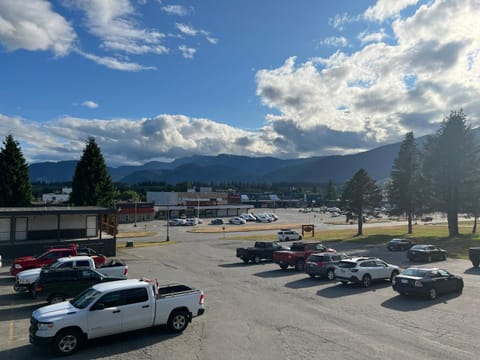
142,305,150,308
112,310,120,313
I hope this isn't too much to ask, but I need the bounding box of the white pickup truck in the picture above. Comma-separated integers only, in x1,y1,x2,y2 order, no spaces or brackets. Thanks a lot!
30,279,205,356
14,256,128,294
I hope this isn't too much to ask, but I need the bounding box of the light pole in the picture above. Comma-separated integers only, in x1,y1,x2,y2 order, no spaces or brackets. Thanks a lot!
134,200,137,227
197,196,200,220
166,203,170,241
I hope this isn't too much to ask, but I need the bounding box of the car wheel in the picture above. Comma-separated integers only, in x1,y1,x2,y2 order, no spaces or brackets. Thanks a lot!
295,259,305,272
299,236,302,240
428,287,437,300
362,274,372,288
308,274,316,278
168,310,189,333
48,294,66,304
456,282,464,294
279,264,288,270
427,255,432,262
390,270,399,282
442,253,447,261
30,283,37,299
52,329,84,356
285,237,290,241
254,256,261,264
326,269,335,281
242,258,249,264
473,260,480,267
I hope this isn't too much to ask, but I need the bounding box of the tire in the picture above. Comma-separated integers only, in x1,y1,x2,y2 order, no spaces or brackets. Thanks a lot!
473,261,480,267
299,236,302,240
362,274,372,288
52,329,84,356
167,310,189,333
285,237,290,241
428,287,437,300
242,258,249,264
308,274,316,278
279,264,288,270
326,269,335,281
456,282,464,294
390,270,399,282
295,259,305,272
254,256,261,264
48,294,66,304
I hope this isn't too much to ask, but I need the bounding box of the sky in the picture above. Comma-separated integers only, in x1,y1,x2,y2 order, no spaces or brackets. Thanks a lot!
1,0,480,167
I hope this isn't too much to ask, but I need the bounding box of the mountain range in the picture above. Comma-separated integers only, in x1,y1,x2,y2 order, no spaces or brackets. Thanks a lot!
28,140,407,185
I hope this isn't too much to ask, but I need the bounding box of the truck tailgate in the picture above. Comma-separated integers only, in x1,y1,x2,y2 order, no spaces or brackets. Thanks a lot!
153,290,205,326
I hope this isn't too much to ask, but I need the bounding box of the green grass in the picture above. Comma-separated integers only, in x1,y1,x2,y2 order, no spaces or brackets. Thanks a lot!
228,223,480,259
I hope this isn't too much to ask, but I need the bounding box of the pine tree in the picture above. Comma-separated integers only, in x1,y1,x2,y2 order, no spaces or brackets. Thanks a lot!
70,137,116,207
325,180,337,205
388,132,424,234
341,169,382,236
423,110,478,237
0,135,32,206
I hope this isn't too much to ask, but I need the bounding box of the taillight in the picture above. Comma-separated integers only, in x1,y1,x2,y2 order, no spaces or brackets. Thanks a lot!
199,293,205,305
124,266,128,276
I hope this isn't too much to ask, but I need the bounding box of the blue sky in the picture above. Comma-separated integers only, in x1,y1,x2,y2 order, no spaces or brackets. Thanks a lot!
1,0,480,166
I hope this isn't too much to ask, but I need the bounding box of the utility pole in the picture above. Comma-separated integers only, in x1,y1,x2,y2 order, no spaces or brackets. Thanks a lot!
166,203,170,241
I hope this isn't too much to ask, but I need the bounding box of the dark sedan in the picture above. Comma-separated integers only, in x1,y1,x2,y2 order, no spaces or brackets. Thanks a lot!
392,267,463,299
387,238,415,251
407,244,447,262
210,218,224,225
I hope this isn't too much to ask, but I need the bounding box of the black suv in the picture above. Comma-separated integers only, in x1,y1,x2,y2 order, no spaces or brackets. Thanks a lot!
305,252,348,280
32,268,126,304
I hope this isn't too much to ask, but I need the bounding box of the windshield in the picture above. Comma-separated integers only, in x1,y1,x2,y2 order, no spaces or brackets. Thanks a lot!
34,250,50,259
70,288,101,309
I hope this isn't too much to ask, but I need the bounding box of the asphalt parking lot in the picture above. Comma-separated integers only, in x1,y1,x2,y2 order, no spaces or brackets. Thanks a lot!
1,209,480,359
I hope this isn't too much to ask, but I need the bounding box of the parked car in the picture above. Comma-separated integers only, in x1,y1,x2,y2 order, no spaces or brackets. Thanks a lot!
387,238,415,251
240,213,257,222
236,241,289,263
168,218,187,226
14,256,128,294
273,242,336,271
407,245,447,262
229,217,247,225
266,213,279,221
277,229,302,242
255,214,273,223
31,268,127,304
305,252,348,280
334,257,400,288
10,244,106,276
210,218,224,225
30,279,205,356
392,267,463,299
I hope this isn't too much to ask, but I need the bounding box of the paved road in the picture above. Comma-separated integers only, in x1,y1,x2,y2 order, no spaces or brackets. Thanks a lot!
0,209,479,359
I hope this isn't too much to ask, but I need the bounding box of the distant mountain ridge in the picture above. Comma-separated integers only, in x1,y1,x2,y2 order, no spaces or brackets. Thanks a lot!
28,141,403,185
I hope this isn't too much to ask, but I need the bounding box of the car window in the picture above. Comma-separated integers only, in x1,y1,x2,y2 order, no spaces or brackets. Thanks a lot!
337,261,356,268
58,262,73,268
315,244,325,251
123,288,149,304
45,252,59,260
438,269,450,277
76,260,91,267
96,291,123,308
375,261,387,267
360,261,375,267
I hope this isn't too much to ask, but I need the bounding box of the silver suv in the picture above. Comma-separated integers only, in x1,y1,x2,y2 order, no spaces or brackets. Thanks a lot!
334,257,400,287
277,229,302,242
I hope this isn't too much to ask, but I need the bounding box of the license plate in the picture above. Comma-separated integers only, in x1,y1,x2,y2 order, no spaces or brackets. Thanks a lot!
401,279,408,284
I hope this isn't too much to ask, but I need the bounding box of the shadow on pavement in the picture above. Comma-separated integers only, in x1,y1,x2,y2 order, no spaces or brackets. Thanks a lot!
284,277,326,289
316,281,392,298
381,292,461,312
253,269,301,278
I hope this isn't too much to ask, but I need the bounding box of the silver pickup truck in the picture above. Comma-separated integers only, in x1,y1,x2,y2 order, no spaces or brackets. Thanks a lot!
30,278,205,356
14,256,128,294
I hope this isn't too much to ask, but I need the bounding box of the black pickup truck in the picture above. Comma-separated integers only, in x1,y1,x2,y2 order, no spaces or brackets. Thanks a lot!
236,241,289,264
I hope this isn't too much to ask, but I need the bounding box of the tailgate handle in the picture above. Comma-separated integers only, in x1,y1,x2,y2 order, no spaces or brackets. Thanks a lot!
142,305,150,308
112,310,120,313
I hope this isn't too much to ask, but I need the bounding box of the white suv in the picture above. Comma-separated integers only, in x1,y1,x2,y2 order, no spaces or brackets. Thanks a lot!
334,257,400,287
277,229,302,242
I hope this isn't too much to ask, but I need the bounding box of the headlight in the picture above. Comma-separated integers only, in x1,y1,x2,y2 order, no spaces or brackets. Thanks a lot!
18,278,30,284
37,322,54,330
14,264,23,269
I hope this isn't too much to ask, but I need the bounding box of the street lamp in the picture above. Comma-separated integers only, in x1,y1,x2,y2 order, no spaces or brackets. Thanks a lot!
134,200,137,227
166,203,170,241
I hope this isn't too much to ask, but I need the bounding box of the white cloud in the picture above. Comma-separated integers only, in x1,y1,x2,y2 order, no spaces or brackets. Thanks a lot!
256,0,480,156
0,0,76,56
319,36,349,48
358,29,388,44
161,5,190,16
365,0,419,22
77,50,156,71
179,45,196,59
82,100,99,109
175,23,197,36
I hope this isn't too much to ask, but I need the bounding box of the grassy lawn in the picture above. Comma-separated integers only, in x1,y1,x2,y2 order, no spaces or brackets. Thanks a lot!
228,223,480,259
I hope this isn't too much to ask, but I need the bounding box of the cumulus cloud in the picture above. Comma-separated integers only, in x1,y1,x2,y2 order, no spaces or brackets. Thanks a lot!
161,5,190,16
0,0,76,56
358,29,388,44
365,0,419,22
178,45,196,59
256,0,480,156
0,113,281,166
319,36,349,48
82,100,99,108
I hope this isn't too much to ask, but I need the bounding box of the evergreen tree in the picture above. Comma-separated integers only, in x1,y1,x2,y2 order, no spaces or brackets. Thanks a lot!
423,110,478,237
70,137,116,207
325,180,337,205
341,169,382,236
388,132,424,234
0,135,32,206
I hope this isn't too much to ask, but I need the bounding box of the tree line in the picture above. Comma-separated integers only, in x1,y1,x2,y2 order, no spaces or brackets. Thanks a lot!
0,109,477,239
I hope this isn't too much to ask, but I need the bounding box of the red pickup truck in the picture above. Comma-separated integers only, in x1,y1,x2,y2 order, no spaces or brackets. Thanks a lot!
10,244,107,276
273,242,335,271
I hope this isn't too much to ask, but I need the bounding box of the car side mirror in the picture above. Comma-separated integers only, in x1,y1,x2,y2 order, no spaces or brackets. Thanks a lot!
92,302,105,311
